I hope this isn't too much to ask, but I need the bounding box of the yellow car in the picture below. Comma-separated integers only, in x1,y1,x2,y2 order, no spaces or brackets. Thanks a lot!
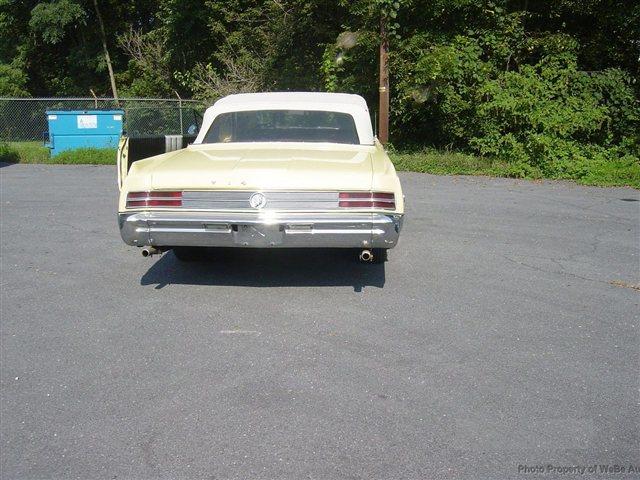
117,92,404,263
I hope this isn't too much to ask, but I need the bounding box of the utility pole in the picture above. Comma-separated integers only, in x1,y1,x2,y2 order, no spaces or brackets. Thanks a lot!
378,14,390,145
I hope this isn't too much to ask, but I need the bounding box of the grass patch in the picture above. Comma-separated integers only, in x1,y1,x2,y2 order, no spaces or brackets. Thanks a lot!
390,150,543,178
1,141,49,163
390,149,639,188
49,148,116,165
574,157,640,188
0,141,116,164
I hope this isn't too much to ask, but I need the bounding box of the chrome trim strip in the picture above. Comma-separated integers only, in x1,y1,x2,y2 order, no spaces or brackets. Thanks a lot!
180,190,340,210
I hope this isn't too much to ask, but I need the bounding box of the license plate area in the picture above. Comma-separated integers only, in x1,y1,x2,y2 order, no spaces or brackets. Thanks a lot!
233,224,285,247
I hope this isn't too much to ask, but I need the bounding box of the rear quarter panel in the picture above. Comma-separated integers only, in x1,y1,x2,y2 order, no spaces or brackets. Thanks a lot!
370,140,404,214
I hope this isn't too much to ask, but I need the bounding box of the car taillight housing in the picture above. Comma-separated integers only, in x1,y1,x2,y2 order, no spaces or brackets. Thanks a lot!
126,191,182,208
339,192,395,209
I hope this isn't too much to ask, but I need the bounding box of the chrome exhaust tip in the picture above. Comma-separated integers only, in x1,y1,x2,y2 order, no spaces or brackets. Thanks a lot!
359,249,373,262
141,246,162,257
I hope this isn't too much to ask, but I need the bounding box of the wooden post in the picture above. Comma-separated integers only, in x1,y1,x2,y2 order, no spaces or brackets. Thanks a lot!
93,0,118,103
89,89,98,109
175,90,183,134
378,14,390,145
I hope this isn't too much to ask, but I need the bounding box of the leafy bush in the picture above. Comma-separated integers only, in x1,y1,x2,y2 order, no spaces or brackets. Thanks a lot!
0,142,19,163
0,62,30,97
385,25,640,181
471,59,639,176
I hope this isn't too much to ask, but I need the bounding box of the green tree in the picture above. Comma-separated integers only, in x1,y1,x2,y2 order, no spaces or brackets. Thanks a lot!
0,0,637,169
0,61,29,96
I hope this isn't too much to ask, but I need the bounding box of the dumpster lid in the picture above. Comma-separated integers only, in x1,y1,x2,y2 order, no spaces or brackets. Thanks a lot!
46,110,124,115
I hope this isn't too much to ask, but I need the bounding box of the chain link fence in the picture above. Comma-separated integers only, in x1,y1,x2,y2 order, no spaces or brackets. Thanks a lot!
0,97,207,142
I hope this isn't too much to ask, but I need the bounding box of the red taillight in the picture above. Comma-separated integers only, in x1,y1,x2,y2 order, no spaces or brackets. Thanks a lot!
339,192,395,209
126,191,182,208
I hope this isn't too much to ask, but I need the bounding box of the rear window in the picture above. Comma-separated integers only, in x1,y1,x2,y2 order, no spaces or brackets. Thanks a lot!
202,110,360,144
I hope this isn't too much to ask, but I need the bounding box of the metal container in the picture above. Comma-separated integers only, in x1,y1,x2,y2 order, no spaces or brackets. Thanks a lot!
45,110,124,156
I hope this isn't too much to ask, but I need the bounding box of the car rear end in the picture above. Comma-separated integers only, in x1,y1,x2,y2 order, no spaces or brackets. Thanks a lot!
117,92,404,263
119,187,403,253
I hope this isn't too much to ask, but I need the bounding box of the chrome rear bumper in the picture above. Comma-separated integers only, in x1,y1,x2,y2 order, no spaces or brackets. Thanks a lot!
118,211,403,249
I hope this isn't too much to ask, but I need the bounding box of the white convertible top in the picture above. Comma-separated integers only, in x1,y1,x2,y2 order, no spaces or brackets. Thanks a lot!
194,92,375,145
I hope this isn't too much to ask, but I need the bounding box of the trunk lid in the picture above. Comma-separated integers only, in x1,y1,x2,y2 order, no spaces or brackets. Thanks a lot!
149,144,373,191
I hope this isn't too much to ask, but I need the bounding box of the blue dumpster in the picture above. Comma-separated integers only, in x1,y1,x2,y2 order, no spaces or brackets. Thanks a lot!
46,110,124,156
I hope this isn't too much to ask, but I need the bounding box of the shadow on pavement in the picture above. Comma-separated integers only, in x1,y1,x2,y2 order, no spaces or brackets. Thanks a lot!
140,248,385,291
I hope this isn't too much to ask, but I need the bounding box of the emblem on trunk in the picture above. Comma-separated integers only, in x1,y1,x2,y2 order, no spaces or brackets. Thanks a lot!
249,192,267,209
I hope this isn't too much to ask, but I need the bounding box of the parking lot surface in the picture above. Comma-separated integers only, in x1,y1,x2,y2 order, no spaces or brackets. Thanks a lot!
1,163,638,479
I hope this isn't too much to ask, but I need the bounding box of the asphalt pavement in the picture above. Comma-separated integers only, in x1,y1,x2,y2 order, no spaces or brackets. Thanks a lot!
1,163,639,479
